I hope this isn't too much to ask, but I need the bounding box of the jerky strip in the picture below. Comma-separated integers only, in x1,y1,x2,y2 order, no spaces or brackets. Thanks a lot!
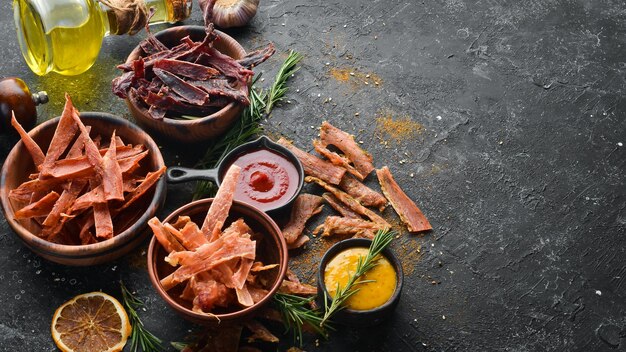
377,166,432,233
277,138,345,185
320,121,374,178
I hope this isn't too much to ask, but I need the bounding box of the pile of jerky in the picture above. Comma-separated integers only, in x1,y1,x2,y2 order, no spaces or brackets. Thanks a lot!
112,22,274,120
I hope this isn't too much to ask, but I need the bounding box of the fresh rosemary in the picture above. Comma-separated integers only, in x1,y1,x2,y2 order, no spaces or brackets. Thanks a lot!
273,292,327,344
120,281,163,352
192,50,302,200
273,229,395,343
320,229,395,326
265,50,304,115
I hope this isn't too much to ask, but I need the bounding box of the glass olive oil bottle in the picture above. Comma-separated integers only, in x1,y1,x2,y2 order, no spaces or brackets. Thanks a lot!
13,0,192,76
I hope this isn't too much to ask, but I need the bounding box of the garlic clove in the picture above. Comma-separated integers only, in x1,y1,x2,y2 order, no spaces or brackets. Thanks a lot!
213,0,259,28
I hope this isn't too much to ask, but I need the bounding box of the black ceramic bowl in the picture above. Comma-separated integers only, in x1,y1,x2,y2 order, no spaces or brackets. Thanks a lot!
317,238,403,327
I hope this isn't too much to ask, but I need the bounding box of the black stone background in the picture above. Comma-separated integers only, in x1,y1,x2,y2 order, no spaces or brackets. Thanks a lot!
1,0,625,351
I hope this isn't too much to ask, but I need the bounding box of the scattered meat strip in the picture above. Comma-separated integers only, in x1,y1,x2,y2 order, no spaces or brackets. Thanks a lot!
305,176,390,227
338,174,387,211
312,139,364,180
320,121,374,178
322,193,360,219
281,194,324,249
377,166,432,233
244,320,279,343
277,137,345,185
315,216,387,239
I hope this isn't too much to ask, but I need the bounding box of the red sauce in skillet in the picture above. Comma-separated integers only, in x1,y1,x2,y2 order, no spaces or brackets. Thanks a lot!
228,148,299,210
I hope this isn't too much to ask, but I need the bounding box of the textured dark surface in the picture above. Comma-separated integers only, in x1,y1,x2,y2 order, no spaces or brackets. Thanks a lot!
1,0,625,351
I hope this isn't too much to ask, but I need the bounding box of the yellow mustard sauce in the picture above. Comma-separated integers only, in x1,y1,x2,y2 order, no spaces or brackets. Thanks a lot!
324,247,396,311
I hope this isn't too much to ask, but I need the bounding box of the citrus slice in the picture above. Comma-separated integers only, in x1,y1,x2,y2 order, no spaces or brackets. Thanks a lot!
51,292,132,352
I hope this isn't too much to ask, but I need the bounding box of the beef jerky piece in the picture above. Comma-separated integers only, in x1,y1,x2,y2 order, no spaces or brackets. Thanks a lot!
11,113,44,167
313,139,364,180
320,121,374,177
244,320,279,343
153,68,209,105
140,33,169,55
42,179,88,237
279,280,317,296
148,217,186,253
154,59,220,80
237,43,276,69
14,191,60,219
202,165,241,239
339,175,387,211
116,166,166,213
377,166,432,233
317,216,386,238
200,47,254,83
9,178,59,202
102,131,124,201
40,157,94,180
112,71,135,98
70,102,104,178
93,202,113,239
322,193,360,219
41,97,78,172
281,194,323,245
190,79,249,105
288,234,310,250
305,176,390,227
277,138,345,185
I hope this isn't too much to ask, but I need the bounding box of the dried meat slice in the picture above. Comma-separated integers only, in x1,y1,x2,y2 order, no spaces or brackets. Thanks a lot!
93,202,113,239
305,176,390,227
14,191,60,219
202,165,241,240
101,131,124,201
322,193,360,219
316,216,387,238
339,175,387,211
279,280,317,296
41,179,88,238
169,221,208,250
237,43,276,69
244,320,279,343
320,121,374,177
153,59,220,80
117,166,166,213
41,96,78,173
313,139,364,180
153,68,209,105
71,106,104,178
11,113,44,167
277,138,345,185
281,194,323,246
377,166,432,233
148,217,186,253
40,157,94,180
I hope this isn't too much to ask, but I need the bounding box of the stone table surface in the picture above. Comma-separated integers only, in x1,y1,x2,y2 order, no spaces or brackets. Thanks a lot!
1,0,625,351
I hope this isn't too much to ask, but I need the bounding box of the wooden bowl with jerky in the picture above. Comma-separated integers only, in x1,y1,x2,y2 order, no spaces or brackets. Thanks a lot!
147,165,288,325
118,25,274,143
0,98,166,266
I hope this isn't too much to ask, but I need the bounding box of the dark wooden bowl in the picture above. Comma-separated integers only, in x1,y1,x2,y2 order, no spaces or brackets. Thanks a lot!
125,25,247,143
317,238,404,327
147,198,288,325
0,112,167,266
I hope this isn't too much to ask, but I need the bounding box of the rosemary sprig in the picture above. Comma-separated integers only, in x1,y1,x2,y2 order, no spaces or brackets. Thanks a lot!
265,50,303,115
120,281,163,352
273,293,327,344
192,50,303,200
320,229,395,326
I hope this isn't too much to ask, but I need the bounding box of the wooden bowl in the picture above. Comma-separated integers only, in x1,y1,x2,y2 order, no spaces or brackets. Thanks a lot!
125,25,247,143
317,238,404,327
147,198,288,325
0,112,167,266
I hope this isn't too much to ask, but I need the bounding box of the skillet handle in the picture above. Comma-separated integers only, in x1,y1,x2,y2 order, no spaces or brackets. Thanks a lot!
166,166,219,184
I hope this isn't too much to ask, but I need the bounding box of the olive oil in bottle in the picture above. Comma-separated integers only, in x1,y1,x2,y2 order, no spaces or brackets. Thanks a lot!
13,0,192,76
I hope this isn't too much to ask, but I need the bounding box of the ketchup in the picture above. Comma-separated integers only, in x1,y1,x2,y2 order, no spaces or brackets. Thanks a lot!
228,148,299,210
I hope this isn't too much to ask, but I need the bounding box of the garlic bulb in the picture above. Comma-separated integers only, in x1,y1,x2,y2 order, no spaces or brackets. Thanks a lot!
212,0,259,28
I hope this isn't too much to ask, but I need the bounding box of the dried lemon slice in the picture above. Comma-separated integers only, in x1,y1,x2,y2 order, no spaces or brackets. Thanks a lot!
51,292,131,352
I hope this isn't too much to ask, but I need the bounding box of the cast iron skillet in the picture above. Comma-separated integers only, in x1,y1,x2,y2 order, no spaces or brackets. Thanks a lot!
166,135,304,213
